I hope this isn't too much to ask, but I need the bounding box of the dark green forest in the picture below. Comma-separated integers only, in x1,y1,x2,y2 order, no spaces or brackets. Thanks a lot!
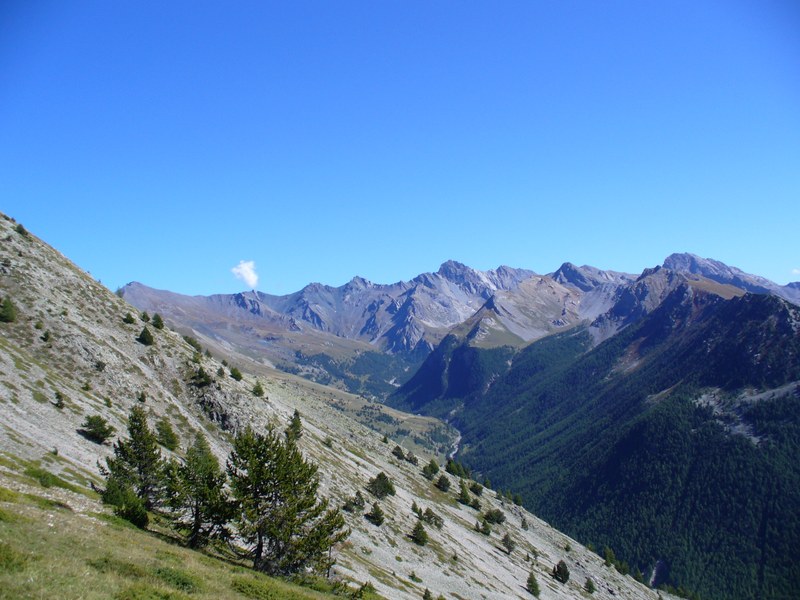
391,289,800,600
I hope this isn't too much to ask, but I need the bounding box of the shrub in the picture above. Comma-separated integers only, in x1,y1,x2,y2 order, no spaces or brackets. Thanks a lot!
151,313,164,330
14,223,28,236
585,577,596,593
527,571,540,597
552,560,570,583
392,445,406,460
365,502,384,526
122,312,135,324
141,311,150,322
422,459,439,480
435,474,451,492
79,414,116,444
366,472,395,499
137,326,154,346
502,532,516,554
252,380,265,397
0,297,17,323
410,520,428,546
230,367,243,381
483,508,505,524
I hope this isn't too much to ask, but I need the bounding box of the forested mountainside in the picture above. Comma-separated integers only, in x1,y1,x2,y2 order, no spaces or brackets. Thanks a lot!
392,281,800,600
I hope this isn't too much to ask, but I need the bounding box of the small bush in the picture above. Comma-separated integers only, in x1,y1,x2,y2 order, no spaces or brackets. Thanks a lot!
435,474,451,492
229,367,243,381
151,313,165,330
252,380,265,397
366,472,395,499
0,297,17,323
137,326,154,346
365,502,384,526
410,520,428,546
123,312,136,324
79,415,116,444
552,559,570,583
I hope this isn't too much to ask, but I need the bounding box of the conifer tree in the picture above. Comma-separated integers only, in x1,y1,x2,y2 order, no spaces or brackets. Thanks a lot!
0,297,17,323
458,480,471,505
435,474,451,492
137,326,154,346
422,589,433,600
410,520,428,546
365,501,385,526
285,409,303,443
553,559,570,583
167,433,232,548
79,414,116,444
367,471,396,499
226,426,348,575
156,417,179,451
252,380,265,397
502,532,516,554
151,313,165,329
102,405,165,510
527,571,540,597
422,459,440,480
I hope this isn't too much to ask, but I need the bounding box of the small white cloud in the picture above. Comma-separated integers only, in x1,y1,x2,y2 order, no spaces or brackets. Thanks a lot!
792,268,800,276
232,260,259,289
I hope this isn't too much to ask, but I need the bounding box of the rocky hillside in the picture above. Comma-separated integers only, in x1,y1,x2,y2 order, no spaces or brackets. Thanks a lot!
0,213,664,599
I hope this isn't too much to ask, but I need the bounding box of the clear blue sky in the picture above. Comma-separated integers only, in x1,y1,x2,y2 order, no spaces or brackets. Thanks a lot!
2,1,799,295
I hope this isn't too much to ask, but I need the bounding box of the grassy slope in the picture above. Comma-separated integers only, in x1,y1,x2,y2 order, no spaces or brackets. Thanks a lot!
0,475,338,600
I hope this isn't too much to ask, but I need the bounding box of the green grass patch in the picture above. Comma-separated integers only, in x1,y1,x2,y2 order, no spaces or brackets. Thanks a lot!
23,465,82,493
115,582,192,600
0,541,35,572
0,485,22,503
152,566,202,594
88,555,148,579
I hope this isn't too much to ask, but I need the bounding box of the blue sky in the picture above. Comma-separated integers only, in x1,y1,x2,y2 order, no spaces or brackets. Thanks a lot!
2,1,799,295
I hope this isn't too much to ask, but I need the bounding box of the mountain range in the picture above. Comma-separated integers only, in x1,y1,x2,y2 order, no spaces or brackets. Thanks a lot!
120,253,800,600
0,212,671,599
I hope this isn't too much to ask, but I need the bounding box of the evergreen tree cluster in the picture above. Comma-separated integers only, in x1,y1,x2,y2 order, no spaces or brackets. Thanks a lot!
100,406,349,577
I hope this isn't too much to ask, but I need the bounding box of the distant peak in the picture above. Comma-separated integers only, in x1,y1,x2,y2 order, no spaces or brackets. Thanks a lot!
437,260,474,279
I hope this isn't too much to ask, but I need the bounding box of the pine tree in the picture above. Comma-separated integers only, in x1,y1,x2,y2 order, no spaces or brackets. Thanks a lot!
137,326,154,346
123,312,136,324
102,406,165,510
285,409,303,443
553,560,570,583
392,444,406,460
151,313,165,329
226,426,348,575
230,367,243,381
585,577,596,594
0,297,17,323
166,433,232,548
502,532,516,554
79,414,115,444
422,588,433,600
252,380,265,397
435,474,451,492
365,502,384,526
367,471,395,499
156,417,179,451
422,459,440,480
410,520,428,546
527,571,540,597
457,480,471,505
